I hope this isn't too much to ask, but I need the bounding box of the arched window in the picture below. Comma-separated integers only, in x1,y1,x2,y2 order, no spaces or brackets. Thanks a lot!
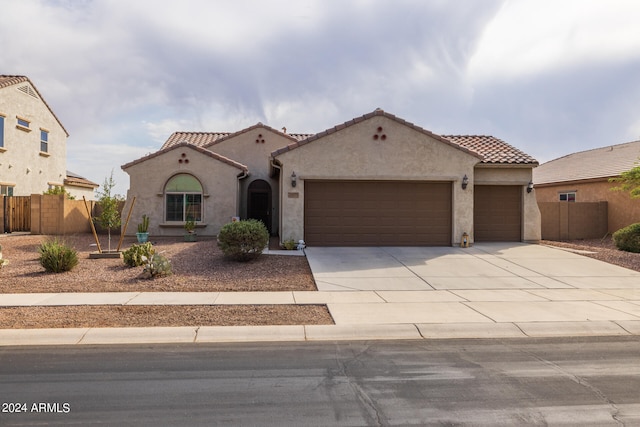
165,174,203,222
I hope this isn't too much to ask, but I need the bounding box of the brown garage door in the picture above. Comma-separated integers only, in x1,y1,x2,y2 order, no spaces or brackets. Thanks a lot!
474,185,522,241
304,181,452,246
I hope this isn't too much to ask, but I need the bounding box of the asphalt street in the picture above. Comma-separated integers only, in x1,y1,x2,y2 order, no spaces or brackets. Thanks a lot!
1,337,639,426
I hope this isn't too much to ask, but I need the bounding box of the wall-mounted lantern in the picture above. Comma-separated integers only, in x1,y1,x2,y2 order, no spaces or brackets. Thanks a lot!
461,174,469,190
527,181,534,193
291,171,297,187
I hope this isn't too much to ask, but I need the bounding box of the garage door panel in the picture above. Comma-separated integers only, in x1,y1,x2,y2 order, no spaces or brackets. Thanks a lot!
474,185,521,242
304,181,452,246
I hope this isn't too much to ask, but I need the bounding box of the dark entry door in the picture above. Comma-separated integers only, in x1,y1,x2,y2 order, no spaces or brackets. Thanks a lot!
248,180,271,233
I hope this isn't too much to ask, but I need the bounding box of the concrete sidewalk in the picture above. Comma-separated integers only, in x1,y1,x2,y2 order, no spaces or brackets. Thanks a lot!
1,243,639,345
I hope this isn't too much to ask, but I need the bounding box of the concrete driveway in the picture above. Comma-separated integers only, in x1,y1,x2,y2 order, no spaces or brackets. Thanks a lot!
305,243,640,336
305,243,640,291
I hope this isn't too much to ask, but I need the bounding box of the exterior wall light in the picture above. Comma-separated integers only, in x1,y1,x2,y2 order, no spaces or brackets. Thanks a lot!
461,175,469,190
527,181,534,193
291,171,297,187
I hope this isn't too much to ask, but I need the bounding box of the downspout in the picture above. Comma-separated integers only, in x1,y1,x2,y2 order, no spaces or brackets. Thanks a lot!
236,170,249,220
270,158,283,245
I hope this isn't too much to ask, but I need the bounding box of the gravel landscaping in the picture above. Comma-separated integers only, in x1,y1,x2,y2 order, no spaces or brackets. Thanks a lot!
0,233,328,328
1,233,638,329
0,234,316,293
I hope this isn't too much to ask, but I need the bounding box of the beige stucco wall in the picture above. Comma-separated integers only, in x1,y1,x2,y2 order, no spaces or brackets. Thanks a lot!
122,146,243,237
66,185,97,201
475,166,541,242
208,126,295,233
274,115,481,245
0,82,67,196
536,180,640,233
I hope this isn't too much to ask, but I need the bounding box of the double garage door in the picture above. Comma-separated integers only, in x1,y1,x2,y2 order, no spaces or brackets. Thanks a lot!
304,181,452,246
304,181,522,246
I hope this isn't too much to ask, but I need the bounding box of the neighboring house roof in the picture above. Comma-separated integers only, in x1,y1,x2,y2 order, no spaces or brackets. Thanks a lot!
64,170,99,189
442,135,539,166
533,140,640,185
162,123,311,150
0,75,70,137
121,142,248,172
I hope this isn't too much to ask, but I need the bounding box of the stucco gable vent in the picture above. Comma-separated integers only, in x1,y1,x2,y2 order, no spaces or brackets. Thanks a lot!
17,84,38,99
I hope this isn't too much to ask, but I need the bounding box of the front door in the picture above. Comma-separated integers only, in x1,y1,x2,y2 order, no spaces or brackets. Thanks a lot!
247,180,271,233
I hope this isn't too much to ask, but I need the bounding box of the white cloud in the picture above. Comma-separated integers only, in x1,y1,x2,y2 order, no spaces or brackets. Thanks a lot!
468,0,640,82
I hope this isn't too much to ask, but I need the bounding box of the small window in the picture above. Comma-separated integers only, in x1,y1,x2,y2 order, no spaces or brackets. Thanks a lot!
17,117,30,130
1,185,14,196
40,129,49,153
559,192,576,202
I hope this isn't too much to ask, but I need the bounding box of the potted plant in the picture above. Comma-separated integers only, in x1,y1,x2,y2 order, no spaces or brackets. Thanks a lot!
184,219,197,242
136,214,150,243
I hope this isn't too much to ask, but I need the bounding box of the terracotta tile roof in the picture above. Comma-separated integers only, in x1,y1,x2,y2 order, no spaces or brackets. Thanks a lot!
533,140,640,185
270,109,484,160
269,108,537,165
162,132,230,149
64,170,99,189
121,142,248,172
442,135,538,165
162,123,311,150
0,75,69,136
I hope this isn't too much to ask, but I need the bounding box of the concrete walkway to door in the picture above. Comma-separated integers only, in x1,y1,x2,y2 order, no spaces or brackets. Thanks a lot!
304,243,640,338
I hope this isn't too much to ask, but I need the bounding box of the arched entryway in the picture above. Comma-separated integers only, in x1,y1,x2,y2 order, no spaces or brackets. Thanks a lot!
247,179,272,233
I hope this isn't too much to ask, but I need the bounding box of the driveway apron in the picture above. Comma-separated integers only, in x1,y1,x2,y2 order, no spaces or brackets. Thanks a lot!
304,243,640,327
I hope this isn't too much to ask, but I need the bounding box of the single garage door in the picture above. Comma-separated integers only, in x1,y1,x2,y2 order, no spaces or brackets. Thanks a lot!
474,185,522,241
304,181,452,246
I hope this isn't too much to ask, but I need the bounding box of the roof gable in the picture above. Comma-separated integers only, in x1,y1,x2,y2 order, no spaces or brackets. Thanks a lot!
161,123,311,150
534,140,640,185
271,109,483,160
121,142,248,172
0,75,69,136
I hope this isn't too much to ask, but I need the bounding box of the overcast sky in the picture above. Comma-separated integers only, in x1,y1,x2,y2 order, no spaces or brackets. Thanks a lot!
2,0,640,196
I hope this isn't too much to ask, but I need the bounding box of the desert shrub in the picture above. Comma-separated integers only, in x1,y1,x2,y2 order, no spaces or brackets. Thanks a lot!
140,253,172,279
217,219,269,262
612,223,640,253
123,242,155,267
38,239,79,273
283,239,297,250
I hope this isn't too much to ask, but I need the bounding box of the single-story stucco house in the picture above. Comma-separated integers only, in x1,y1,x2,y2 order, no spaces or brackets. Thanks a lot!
121,109,540,246
534,140,640,235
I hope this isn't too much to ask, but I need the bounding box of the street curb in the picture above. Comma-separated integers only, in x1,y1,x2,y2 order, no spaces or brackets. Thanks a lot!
1,322,638,346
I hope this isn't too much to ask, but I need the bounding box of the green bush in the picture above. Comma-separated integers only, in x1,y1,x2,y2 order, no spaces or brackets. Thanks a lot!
217,219,269,262
283,239,297,250
123,242,155,267
141,253,172,279
38,239,79,273
613,223,640,253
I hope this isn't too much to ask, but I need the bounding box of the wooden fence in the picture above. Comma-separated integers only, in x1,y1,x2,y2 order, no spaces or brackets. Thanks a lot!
2,196,31,233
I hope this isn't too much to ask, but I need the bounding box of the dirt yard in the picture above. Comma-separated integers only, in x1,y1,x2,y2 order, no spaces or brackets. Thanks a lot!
0,234,316,293
1,233,638,329
0,233,332,328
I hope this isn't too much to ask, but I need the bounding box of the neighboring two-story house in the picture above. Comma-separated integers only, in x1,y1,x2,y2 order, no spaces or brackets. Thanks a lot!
0,75,97,199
